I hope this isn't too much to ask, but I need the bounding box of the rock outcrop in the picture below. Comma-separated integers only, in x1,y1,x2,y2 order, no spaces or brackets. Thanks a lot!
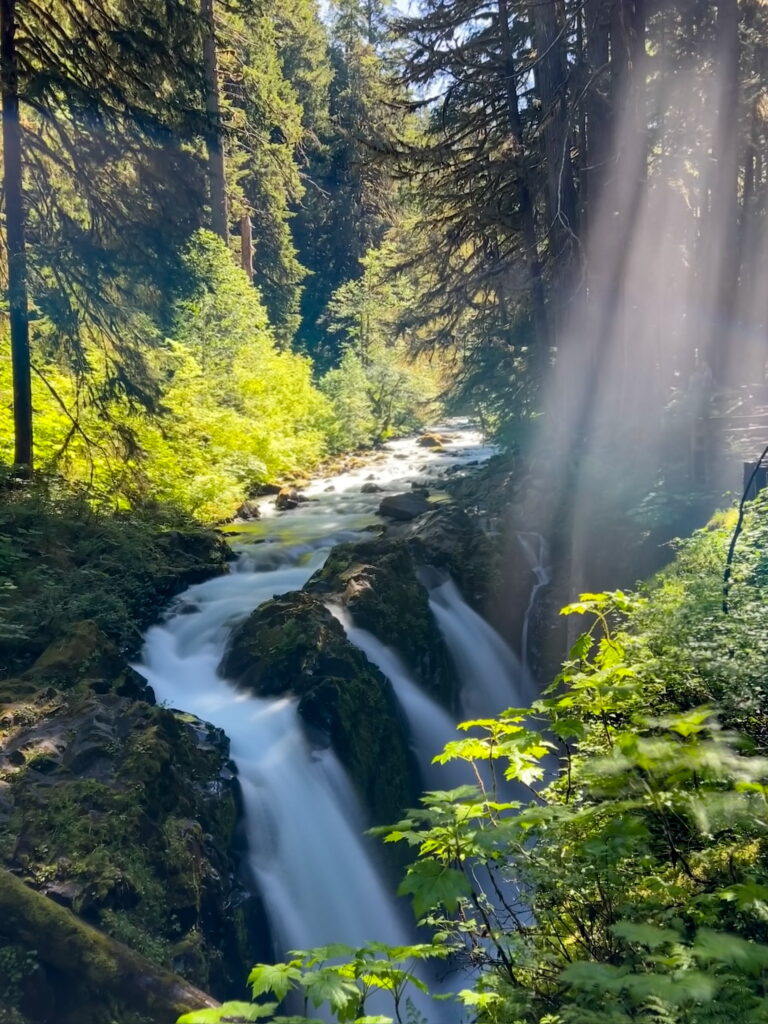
0,686,265,1017
306,537,461,714
377,492,432,521
220,592,417,825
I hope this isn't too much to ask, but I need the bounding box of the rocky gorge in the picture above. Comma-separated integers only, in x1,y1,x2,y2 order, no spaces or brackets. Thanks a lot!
0,425,551,1023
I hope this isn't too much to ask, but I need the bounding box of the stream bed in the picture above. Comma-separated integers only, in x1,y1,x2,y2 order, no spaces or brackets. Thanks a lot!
134,423,541,1012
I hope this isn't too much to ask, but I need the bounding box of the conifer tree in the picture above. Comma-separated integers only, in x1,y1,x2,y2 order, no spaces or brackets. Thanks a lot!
1,0,207,470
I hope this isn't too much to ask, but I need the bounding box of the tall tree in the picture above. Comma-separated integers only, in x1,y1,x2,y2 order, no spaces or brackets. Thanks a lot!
202,0,229,241
1,0,208,470
0,0,31,469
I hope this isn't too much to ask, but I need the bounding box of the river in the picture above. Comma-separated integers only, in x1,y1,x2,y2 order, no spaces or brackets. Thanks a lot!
134,423,543,1019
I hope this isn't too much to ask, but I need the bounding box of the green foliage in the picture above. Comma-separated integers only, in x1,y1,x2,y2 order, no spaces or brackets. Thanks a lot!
200,501,768,1024
0,472,227,676
1,233,334,520
320,241,445,447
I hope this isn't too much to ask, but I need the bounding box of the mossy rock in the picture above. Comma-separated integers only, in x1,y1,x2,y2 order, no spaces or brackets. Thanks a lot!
23,621,147,701
306,538,461,713
403,506,499,609
0,690,264,1003
221,592,417,825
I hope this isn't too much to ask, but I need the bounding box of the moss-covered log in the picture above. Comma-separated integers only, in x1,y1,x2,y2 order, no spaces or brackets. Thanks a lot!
0,866,219,1020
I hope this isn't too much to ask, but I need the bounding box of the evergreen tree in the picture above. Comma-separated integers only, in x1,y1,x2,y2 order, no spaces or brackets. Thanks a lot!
1,0,208,470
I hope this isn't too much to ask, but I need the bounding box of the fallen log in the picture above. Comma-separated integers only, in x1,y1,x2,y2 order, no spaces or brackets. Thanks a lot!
0,866,220,1021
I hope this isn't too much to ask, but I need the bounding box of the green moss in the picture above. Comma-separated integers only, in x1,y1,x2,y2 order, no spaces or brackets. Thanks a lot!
2,695,252,1000
0,482,230,681
222,592,417,824
308,537,460,712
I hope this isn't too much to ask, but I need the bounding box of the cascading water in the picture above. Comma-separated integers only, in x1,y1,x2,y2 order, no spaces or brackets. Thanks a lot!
134,423,498,968
516,532,551,670
428,579,536,716
136,553,409,954
330,606,472,791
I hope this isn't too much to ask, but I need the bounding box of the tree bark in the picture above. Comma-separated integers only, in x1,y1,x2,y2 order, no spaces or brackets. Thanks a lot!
0,0,32,472
531,0,578,269
240,213,254,281
0,867,219,1021
584,0,612,221
496,0,549,356
201,0,228,242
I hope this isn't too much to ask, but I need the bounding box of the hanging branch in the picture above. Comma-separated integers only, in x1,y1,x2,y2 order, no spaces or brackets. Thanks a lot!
722,442,768,614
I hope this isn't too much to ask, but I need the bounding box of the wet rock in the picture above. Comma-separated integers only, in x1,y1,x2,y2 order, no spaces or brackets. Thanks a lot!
307,538,460,713
234,499,261,521
248,482,281,497
221,592,416,823
361,482,383,494
378,493,431,521
275,487,309,511
0,693,260,997
404,506,498,608
41,877,83,909
417,433,451,448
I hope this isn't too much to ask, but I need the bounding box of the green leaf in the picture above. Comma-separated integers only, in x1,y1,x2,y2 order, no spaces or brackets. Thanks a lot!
693,929,768,970
248,962,302,1001
178,1004,277,1024
398,860,471,918
612,922,682,949
301,968,360,1012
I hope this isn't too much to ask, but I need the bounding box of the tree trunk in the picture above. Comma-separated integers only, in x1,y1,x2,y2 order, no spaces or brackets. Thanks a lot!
201,0,228,242
584,0,612,221
240,213,254,281
497,0,549,357
0,867,219,1021
0,0,32,472
531,0,578,269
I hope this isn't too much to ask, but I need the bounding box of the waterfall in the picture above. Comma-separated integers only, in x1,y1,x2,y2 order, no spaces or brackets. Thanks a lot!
330,605,472,792
516,532,551,670
130,424,502,1023
428,579,535,717
135,553,410,955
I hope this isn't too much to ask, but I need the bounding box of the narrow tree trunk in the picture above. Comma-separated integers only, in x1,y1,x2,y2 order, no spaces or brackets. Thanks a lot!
240,213,254,281
584,0,612,222
201,0,228,242
497,0,549,356
0,0,32,472
531,0,578,267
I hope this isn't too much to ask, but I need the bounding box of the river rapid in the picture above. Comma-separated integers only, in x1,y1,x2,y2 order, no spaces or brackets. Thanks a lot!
134,423,544,1017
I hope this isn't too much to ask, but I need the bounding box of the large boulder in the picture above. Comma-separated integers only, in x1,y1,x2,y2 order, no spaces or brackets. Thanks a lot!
307,539,460,714
275,487,309,511
220,592,416,825
233,499,261,521
25,621,148,699
0,690,265,1009
416,433,447,449
403,506,499,609
378,493,431,521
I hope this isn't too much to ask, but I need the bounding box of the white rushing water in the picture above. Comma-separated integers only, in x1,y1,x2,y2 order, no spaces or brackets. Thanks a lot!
517,532,552,670
137,551,409,953
134,423,499,966
329,605,473,791
428,579,536,717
